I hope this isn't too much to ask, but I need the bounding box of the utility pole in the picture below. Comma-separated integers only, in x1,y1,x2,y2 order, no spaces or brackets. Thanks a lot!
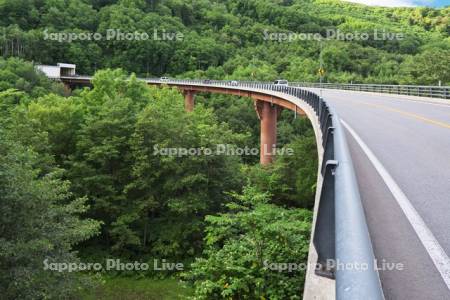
319,38,324,97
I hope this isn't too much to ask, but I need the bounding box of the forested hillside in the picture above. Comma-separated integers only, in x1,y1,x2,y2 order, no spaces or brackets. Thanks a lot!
0,0,449,84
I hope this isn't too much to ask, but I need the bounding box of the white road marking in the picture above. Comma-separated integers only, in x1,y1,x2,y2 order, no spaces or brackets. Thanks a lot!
341,119,450,291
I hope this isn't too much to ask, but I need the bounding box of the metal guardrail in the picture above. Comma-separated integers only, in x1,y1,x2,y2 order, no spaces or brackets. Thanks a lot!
291,82,450,99
144,78,384,299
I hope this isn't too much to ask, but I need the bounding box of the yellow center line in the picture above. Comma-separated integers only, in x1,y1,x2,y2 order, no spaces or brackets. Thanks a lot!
354,101,450,129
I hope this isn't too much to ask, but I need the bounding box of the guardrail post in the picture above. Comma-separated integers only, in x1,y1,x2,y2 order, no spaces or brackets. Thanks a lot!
314,159,338,279
321,112,332,135
319,97,323,117
321,127,335,170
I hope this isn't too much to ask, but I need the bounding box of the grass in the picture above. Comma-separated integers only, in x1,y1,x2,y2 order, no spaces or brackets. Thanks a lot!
81,277,193,300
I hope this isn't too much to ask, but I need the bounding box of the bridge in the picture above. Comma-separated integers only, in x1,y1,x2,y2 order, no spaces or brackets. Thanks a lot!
43,68,450,299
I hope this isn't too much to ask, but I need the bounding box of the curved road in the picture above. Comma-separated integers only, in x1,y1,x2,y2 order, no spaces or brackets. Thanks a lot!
308,88,450,299
58,73,450,298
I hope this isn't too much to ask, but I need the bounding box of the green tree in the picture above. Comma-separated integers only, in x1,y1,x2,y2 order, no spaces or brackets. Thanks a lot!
0,131,101,299
0,58,63,97
26,94,84,165
400,48,450,85
185,185,312,299
127,86,245,259
66,70,153,255
245,135,318,209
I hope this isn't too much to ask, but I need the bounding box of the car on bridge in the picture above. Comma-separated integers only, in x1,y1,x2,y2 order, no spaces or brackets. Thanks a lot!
274,79,289,86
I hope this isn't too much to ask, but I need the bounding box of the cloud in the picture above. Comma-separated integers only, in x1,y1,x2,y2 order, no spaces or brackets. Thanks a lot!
342,0,418,7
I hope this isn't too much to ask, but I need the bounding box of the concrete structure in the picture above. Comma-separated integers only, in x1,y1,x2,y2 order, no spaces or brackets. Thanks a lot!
57,63,76,76
183,90,195,112
35,65,61,79
256,100,278,164
61,75,306,164
49,69,450,299
173,85,302,164
36,63,76,79
58,76,338,298
181,91,279,164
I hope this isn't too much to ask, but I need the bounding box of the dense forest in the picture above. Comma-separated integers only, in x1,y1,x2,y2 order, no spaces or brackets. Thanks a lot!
0,0,449,299
0,0,449,84
0,57,316,299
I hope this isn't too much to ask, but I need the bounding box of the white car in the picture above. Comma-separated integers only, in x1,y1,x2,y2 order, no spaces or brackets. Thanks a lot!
274,79,289,86
160,76,169,81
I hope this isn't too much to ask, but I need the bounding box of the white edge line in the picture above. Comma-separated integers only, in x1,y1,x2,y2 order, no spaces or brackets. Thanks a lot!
340,118,450,291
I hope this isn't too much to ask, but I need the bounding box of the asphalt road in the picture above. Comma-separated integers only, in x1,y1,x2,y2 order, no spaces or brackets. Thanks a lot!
57,75,450,298
309,88,450,299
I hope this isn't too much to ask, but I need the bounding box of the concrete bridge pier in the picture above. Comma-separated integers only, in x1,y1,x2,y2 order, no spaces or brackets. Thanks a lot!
180,89,281,165
183,90,196,112
255,100,279,165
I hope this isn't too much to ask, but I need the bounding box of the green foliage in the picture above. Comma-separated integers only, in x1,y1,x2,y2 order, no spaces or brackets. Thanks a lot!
194,94,258,163
81,277,193,300
399,48,450,85
1,0,448,84
64,70,159,255
26,94,84,165
0,88,26,119
0,131,101,299
245,135,318,209
282,57,320,82
0,57,64,97
1,0,449,297
126,86,245,259
45,69,246,260
185,186,312,299
0,63,318,298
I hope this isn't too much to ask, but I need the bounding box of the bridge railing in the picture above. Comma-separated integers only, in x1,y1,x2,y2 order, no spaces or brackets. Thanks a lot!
144,78,384,299
290,82,450,99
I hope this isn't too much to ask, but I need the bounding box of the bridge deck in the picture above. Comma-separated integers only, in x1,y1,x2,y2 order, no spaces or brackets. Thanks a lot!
59,75,450,298
308,88,450,299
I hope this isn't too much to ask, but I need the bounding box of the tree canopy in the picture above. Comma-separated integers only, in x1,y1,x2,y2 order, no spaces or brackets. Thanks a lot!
0,0,448,84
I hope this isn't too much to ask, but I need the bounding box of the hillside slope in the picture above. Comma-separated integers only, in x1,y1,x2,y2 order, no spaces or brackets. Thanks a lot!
0,0,448,84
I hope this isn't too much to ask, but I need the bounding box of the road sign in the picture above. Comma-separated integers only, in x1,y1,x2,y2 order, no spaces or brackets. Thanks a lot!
318,68,325,76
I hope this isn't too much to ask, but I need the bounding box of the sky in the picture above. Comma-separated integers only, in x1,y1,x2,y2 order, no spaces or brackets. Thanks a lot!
343,0,449,7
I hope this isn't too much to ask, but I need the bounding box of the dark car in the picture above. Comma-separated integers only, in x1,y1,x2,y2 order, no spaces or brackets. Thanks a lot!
274,79,289,86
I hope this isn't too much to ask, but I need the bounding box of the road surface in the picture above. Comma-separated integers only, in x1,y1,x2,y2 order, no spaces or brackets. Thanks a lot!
308,88,450,299
58,74,450,298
